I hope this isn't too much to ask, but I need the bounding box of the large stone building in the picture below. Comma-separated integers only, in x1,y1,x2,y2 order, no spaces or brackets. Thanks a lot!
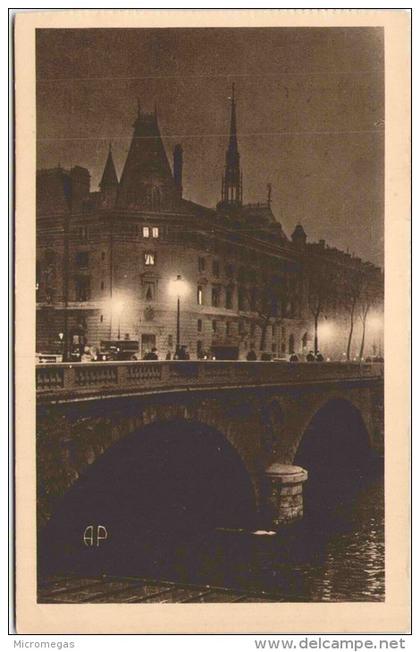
36,87,383,361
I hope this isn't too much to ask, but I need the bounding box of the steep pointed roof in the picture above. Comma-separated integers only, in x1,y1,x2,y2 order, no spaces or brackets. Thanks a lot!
99,144,118,188
117,104,178,208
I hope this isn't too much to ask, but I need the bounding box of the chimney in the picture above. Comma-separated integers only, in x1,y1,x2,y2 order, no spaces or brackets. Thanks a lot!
173,144,183,197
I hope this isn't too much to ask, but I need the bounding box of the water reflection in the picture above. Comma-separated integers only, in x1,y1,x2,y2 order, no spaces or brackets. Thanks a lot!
149,474,384,602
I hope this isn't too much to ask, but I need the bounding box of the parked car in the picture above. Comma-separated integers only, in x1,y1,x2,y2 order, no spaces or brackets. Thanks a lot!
98,340,140,361
35,353,63,364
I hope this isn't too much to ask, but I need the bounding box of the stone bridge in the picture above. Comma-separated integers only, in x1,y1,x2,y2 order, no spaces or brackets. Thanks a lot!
37,360,383,552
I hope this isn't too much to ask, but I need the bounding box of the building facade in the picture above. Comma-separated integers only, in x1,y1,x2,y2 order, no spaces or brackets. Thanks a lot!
36,88,383,361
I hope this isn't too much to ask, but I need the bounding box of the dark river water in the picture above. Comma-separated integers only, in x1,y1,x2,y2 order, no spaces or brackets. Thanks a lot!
40,420,384,602
41,472,383,603
146,474,384,602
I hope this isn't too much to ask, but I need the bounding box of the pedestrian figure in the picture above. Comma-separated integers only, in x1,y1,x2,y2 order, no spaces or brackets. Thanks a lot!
306,350,315,362
144,347,158,360
315,352,324,362
165,350,172,360
246,349,257,361
289,353,299,362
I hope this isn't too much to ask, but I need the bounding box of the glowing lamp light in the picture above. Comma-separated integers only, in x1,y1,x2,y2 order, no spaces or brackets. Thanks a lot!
111,298,124,315
367,314,383,332
168,274,189,299
110,295,126,340
318,321,335,340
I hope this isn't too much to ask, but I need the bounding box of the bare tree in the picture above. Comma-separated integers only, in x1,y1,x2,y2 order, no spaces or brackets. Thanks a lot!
343,270,364,361
358,285,374,360
307,260,332,355
244,275,283,353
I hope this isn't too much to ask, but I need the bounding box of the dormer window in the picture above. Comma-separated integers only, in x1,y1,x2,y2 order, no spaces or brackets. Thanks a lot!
143,226,159,239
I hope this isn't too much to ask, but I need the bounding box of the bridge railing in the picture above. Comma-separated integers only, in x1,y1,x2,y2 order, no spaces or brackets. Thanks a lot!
36,360,383,401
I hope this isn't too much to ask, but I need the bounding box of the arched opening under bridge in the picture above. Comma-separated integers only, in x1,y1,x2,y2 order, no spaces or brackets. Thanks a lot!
39,419,257,578
294,399,374,523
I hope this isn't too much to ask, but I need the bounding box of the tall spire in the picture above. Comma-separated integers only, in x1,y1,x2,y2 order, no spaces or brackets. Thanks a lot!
228,83,238,157
219,82,242,208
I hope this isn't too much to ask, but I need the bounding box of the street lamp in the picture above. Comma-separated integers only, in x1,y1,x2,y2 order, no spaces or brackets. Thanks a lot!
168,275,189,348
110,297,124,340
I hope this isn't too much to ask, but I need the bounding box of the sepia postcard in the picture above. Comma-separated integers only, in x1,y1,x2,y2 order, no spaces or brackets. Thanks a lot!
14,9,411,634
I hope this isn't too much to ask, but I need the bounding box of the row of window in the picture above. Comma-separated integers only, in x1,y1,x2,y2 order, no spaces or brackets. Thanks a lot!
198,283,293,314
196,320,298,350
75,251,156,269
74,277,157,302
76,226,160,243
197,256,296,293
198,257,243,280
197,319,281,337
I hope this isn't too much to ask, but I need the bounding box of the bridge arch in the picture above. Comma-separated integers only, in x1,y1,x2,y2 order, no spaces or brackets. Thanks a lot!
39,418,258,576
293,398,373,518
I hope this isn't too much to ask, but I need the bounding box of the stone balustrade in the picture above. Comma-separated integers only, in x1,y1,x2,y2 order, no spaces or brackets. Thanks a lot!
36,360,382,402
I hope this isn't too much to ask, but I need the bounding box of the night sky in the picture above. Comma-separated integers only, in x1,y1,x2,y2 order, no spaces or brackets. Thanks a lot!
36,27,384,266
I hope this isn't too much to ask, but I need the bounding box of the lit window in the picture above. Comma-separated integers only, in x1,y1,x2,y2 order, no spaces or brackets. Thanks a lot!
144,252,155,266
152,227,159,238
197,285,203,305
143,226,150,238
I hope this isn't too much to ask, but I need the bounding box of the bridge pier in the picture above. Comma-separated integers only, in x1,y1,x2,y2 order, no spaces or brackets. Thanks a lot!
263,463,308,529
